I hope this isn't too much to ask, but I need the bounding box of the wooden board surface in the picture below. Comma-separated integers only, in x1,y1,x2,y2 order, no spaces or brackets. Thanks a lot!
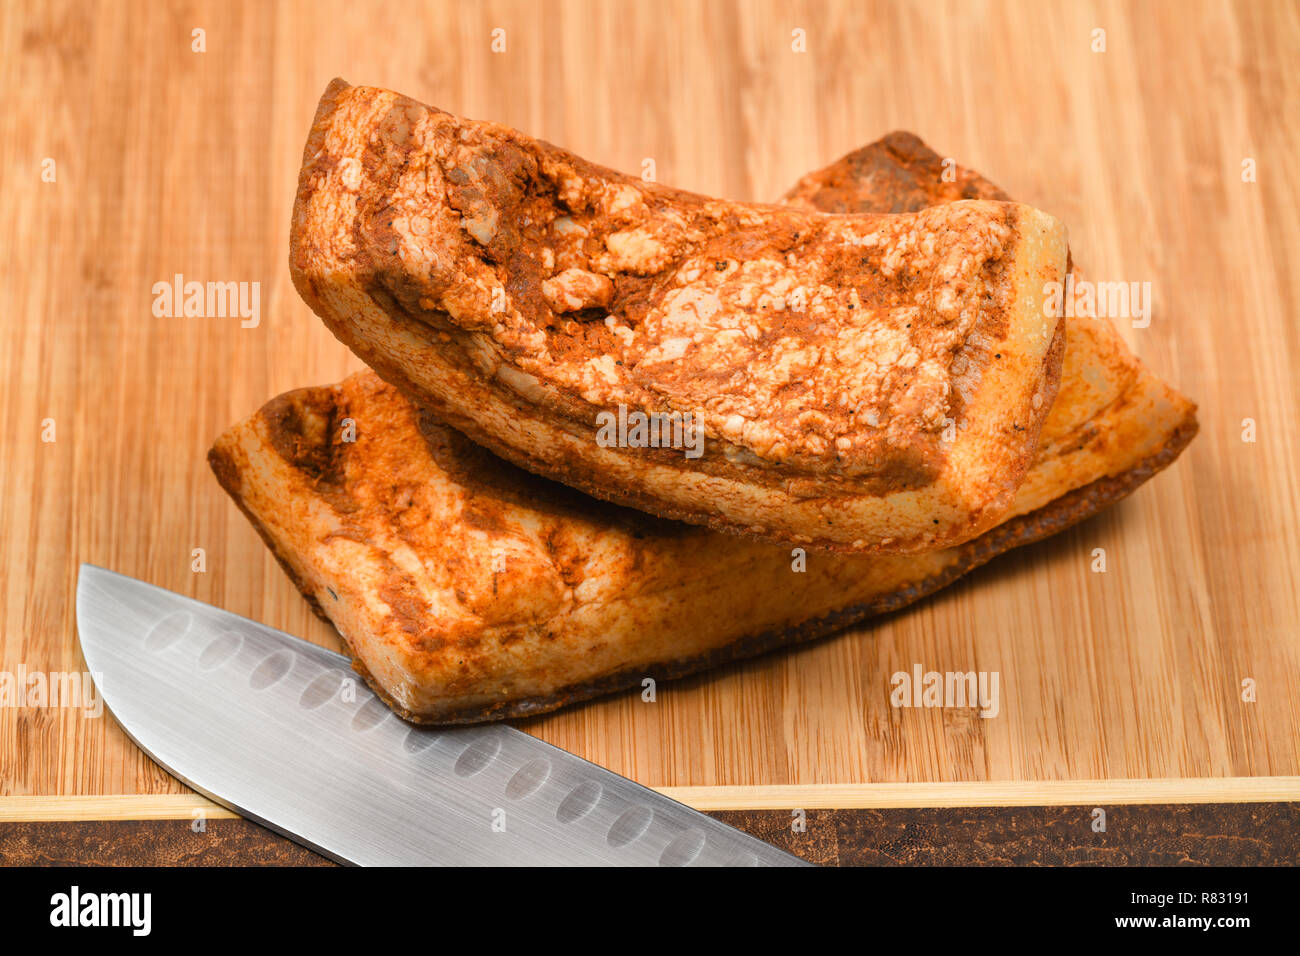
1,0,1298,799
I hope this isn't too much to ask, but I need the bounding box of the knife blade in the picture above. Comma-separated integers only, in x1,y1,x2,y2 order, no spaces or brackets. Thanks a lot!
75,565,810,866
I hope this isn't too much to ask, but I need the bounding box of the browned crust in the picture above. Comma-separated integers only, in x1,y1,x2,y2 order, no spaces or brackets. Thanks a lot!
319,319,1058,557
208,443,333,626
383,416,1198,724
209,404,1196,725
782,130,1012,212
289,80,1070,554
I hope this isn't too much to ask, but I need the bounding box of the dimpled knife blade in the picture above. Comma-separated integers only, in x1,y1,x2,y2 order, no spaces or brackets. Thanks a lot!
75,565,810,867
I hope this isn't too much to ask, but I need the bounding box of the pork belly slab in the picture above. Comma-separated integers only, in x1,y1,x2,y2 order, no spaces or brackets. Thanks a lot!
783,132,1197,526
212,371,973,723
211,125,1194,724
289,80,1069,554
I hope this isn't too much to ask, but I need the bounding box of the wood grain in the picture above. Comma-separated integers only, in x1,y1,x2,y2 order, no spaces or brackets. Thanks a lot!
4,803,1297,865
0,0,1297,799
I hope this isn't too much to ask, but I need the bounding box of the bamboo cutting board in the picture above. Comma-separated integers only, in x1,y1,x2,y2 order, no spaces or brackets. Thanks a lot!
1,0,1298,811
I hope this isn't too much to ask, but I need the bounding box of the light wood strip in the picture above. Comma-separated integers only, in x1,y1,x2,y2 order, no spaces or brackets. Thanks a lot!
658,777,1300,810
0,795,239,822
4,776,1298,821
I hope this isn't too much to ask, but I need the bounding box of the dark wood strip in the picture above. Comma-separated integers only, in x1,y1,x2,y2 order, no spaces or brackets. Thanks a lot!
1,803,1295,866
713,804,1300,866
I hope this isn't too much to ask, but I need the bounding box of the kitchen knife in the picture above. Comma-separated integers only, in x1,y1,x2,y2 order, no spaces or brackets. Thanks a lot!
75,565,810,866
